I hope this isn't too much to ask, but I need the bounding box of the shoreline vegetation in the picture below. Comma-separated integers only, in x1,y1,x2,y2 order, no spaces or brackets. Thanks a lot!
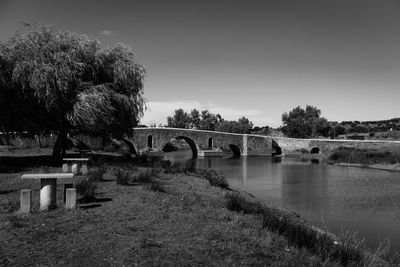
327,146,400,172
0,155,397,266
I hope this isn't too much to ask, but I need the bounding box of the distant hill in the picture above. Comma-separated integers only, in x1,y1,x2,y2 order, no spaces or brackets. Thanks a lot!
329,118,400,140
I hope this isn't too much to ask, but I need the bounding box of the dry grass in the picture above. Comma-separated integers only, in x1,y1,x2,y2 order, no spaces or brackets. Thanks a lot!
0,165,336,266
197,168,230,189
328,146,400,165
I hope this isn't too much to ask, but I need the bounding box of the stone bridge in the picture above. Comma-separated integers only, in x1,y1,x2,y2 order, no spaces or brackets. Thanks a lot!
273,136,400,154
126,127,400,158
130,127,275,157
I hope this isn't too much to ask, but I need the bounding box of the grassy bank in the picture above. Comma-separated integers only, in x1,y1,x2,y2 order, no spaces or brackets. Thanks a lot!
328,146,400,166
0,158,394,266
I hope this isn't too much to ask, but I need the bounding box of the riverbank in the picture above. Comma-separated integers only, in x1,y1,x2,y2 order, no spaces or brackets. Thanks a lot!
0,160,392,266
332,162,400,172
327,146,400,172
0,164,330,266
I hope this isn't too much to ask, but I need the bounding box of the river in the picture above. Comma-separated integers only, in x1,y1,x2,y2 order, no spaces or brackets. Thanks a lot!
164,151,400,255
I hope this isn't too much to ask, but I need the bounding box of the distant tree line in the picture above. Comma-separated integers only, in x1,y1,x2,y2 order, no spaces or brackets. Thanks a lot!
281,105,400,139
166,108,260,134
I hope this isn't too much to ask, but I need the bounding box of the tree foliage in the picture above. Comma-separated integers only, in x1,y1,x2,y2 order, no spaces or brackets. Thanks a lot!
166,108,253,134
199,110,221,131
281,105,329,138
167,108,190,129
0,24,146,157
216,117,253,134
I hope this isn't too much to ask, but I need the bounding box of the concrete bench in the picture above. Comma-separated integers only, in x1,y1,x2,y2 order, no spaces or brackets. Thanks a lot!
21,173,75,212
62,158,89,175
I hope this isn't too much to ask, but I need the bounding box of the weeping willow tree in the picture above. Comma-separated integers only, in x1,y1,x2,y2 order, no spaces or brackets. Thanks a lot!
0,24,146,158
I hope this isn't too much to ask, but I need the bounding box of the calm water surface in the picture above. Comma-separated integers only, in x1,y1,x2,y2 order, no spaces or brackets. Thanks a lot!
165,151,400,254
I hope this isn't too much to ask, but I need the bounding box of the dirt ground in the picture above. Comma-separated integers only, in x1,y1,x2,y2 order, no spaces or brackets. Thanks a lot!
0,162,334,266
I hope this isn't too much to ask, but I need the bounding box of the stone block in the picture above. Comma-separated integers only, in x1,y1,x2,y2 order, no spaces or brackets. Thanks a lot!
81,163,88,175
63,183,73,204
62,163,69,173
65,188,76,209
40,178,57,211
71,163,78,175
19,189,32,213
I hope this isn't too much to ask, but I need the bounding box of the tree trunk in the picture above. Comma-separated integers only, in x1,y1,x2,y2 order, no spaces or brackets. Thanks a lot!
52,128,67,160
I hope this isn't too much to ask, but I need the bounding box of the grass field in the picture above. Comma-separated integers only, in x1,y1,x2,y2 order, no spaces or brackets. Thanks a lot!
0,154,393,266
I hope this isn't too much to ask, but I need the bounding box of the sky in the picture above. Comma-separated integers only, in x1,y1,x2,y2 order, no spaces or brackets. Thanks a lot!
1,0,400,127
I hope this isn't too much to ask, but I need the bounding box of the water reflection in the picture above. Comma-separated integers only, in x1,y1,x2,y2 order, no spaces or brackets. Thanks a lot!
164,151,400,254
280,162,330,221
242,157,247,187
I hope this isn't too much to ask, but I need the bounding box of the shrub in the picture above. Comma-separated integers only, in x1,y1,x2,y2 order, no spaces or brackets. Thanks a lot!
75,178,97,198
88,167,106,182
224,192,263,213
135,169,153,183
197,169,229,189
0,200,19,213
114,167,157,185
207,174,229,189
225,192,245,212
144,180,166,193
5,215,25,228
115,168,134,185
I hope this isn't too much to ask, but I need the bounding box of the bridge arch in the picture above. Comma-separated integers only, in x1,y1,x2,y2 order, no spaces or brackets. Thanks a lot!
310,147,320,154
272,140,282,156
228,144,241,158
122,139,138,155
162,136,198,158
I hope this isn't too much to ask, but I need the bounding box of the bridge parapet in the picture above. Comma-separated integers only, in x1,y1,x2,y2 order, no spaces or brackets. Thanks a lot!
273,136,400,154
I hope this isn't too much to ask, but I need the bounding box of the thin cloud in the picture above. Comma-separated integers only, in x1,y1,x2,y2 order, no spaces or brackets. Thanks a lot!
100,30,113,36
140,100,278,127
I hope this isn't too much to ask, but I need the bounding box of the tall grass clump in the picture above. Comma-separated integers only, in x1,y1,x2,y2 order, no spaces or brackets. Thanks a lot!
88,167,106,182
135,168,154,183
144,180,166,193
114,167,158,186
114,168,135,185
1,200,20,213
163,160,196,174
197,169,229,189
5,215,26,228
224,192,264,214
75,178,97,199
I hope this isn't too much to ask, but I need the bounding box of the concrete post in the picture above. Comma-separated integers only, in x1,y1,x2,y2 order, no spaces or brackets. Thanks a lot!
19,189,32,213
40,178,57,211
71,163,79,175
62,163,69,173
81,163,88,175
63,183,73,204
65,188,76,209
